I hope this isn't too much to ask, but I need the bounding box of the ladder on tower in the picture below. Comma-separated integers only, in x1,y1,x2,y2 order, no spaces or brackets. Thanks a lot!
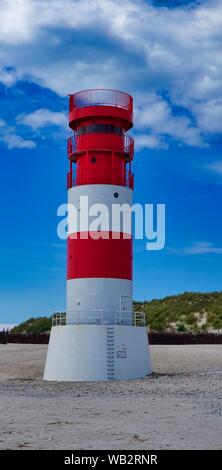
106,327,115,380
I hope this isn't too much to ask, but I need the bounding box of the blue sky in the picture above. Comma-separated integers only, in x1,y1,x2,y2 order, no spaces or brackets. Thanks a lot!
0,0,222,323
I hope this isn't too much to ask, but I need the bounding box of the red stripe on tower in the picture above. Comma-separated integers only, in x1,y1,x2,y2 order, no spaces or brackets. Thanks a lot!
67,232,132,280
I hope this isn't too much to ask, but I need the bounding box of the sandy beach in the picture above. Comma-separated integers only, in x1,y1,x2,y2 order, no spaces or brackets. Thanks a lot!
0,343,221,450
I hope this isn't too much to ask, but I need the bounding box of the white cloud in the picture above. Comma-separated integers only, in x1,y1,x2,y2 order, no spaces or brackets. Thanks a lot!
134,92,205,147
206,160,222,175
193,99,222,134
0,0,222,148
0,324,17,331
0,109,66,150
1,134,36,149
17,108,67,130
136,133,166,150
183,242,222,255
0,120,36,149
0,66,19,86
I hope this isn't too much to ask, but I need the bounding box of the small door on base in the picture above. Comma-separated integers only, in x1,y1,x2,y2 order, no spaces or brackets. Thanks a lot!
119,294,133,326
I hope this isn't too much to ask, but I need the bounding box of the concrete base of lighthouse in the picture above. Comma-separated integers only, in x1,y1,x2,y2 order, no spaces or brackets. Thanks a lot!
43,325,152,381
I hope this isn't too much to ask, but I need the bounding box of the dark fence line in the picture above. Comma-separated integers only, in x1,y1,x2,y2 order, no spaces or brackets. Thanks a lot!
0,331,49,344
1,330,222,345
148,331,222,345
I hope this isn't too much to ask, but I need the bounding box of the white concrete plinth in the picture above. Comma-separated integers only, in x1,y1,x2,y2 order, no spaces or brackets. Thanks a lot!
43,325,152,381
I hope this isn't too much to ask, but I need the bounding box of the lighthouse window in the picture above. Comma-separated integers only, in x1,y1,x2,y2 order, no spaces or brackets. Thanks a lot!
91,157,97,163
77,124,123,136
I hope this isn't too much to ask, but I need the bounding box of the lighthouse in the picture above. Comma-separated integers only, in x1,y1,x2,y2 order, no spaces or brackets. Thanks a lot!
44,89,152,381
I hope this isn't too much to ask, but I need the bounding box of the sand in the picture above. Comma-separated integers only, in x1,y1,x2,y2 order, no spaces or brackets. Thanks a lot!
0,343,221,450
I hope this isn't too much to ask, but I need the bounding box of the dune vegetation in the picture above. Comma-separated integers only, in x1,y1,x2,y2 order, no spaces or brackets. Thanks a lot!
10,292,222,334
135,291,222,332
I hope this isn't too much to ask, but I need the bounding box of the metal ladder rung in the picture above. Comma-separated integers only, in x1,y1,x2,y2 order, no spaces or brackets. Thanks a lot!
107,327,115,380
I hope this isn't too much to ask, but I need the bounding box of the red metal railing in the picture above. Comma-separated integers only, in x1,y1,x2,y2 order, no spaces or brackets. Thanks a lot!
67,168,134,190
67,135,76,158
125,169,134,189
69,89,133,113
67,133,134,160
124,134,134,157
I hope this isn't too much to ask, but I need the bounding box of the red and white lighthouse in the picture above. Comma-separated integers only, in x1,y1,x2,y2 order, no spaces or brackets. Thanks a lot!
44,89,152,381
